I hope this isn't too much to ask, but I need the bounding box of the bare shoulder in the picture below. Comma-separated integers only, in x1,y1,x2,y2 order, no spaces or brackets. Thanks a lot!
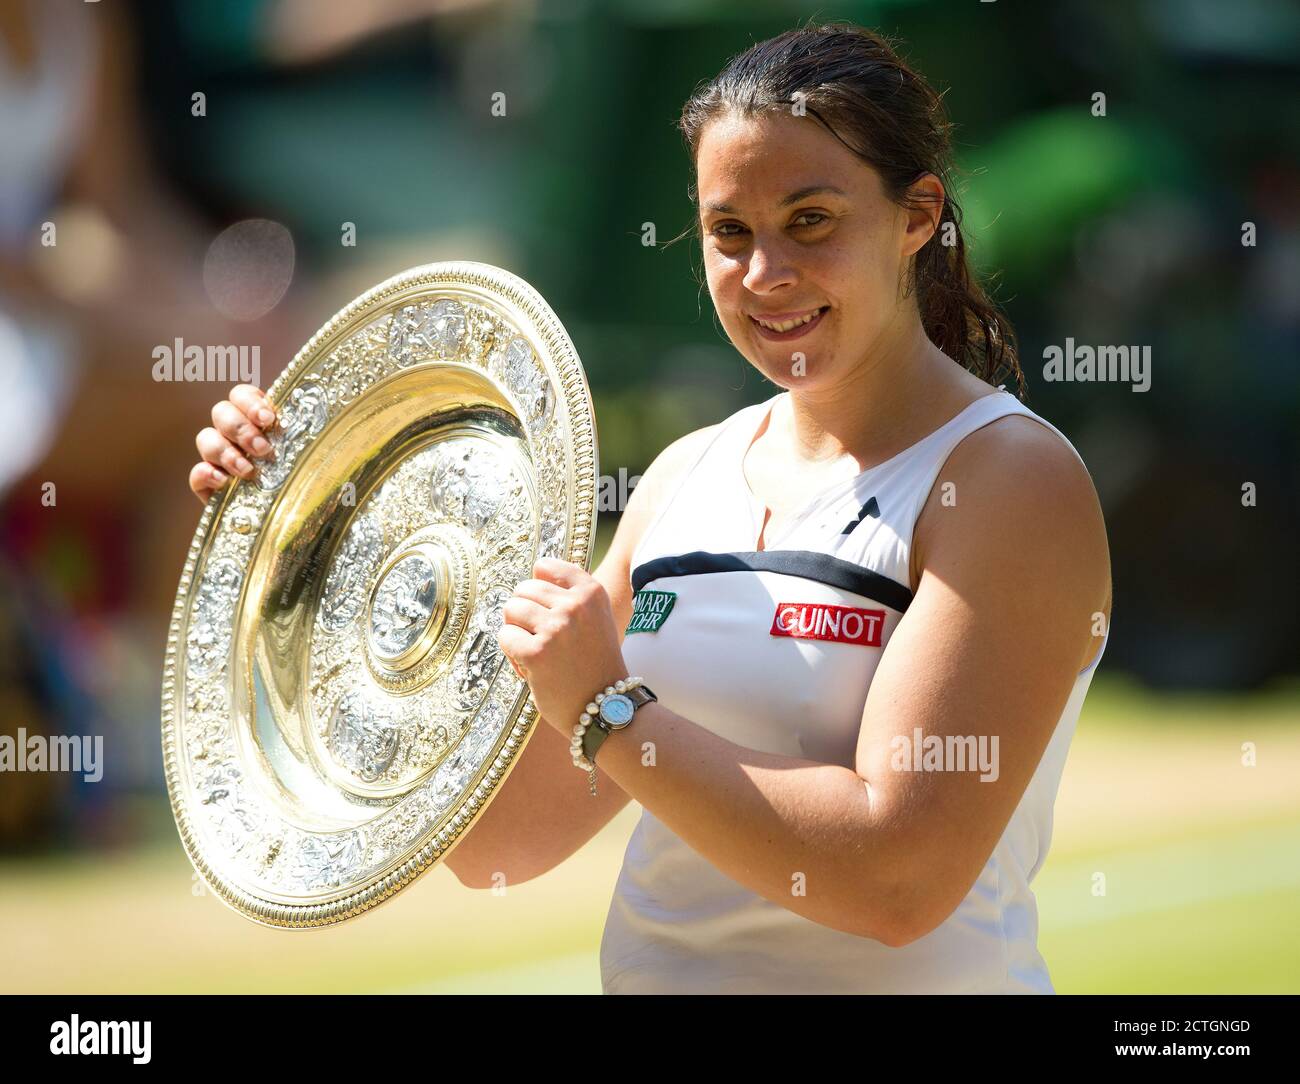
948,412,1101,500
911,413,1112,660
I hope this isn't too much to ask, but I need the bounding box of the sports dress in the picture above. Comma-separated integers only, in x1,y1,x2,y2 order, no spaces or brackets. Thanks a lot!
600,387,1109,994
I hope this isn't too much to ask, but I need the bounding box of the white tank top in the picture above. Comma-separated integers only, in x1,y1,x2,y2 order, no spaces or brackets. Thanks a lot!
601,387,1109,994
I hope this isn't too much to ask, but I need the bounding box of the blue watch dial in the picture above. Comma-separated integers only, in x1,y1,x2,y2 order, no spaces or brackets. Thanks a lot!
599,693,636,728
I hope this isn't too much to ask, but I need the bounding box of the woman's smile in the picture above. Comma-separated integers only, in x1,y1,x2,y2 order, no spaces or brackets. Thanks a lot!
748,304,829,341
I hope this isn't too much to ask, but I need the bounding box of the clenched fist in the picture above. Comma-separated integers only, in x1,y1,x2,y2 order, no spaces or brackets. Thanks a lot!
497,557,630,735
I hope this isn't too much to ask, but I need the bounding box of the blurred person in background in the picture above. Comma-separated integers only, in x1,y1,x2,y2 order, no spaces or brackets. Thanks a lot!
0,0,523,851
0,0,310,848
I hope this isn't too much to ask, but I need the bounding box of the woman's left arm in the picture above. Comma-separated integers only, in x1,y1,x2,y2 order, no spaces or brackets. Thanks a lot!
498,417,1111,947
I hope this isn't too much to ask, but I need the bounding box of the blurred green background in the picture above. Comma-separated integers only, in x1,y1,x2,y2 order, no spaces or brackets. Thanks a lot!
0,0,1296,993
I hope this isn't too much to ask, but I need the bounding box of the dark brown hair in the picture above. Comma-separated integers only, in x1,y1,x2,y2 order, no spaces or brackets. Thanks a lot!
678,22,1026,398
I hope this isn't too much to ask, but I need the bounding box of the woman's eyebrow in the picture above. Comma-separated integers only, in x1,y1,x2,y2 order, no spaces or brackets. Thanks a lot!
701,184,847,214
780,184,846,206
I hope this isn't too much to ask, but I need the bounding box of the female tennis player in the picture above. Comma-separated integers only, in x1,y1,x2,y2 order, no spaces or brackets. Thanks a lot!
189,24,1111,994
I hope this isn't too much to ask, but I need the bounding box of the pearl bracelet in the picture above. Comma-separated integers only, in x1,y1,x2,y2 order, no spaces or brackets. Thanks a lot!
571,676,644,796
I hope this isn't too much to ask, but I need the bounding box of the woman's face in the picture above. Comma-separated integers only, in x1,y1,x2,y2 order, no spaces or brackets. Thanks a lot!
695,109,938,393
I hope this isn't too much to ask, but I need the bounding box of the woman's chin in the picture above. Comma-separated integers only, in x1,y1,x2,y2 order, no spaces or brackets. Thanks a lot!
745,354,837,392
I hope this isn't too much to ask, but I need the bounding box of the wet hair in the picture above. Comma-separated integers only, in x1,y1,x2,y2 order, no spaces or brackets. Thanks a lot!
678,21,1025,397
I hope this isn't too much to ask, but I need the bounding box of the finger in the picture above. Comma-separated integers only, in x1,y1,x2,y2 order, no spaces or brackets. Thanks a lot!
496,625,534,668
189,461,229,502
212,400,272,459
511,578,566,607
229,384,276,428
502,595,552,634
196,426,256,480
531,557,585,588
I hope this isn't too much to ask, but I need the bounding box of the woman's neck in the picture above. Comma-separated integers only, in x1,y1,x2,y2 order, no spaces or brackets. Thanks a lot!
776,318,975,471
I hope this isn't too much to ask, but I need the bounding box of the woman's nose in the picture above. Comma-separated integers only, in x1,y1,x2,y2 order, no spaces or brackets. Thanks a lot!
742,239,797,294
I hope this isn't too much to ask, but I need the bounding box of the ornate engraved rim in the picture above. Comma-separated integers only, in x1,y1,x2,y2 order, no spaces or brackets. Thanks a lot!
161,261,598,928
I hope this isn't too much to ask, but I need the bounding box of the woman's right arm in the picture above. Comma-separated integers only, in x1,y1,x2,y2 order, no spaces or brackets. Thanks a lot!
187,384,716,889
439,535,639,889
442,423,718,888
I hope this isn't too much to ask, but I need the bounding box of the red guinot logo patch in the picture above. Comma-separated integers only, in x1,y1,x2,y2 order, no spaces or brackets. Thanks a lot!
769,602,885,646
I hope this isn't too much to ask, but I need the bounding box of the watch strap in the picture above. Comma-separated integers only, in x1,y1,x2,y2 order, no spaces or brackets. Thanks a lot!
582,684,657,763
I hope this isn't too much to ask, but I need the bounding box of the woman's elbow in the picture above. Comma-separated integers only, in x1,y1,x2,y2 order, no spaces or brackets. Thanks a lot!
863,864,967,948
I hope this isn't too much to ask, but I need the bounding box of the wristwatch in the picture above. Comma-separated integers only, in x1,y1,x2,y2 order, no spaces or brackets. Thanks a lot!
581,683,657,763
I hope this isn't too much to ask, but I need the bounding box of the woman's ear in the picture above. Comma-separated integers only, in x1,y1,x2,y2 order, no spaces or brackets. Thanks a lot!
901,173,946,258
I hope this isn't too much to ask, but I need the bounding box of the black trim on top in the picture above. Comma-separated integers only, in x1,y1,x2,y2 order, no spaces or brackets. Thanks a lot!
631,550,913,613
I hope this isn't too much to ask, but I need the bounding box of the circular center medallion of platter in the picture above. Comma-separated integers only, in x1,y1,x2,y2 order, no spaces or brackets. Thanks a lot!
367,550,444,666
307,515,487,796
351,523,477,700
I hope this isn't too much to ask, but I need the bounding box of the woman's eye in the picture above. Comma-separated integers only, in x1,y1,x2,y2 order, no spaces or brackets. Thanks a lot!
707,214,826,239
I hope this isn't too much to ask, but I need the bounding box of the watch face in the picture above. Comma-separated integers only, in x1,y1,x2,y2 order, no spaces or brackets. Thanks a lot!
599,693,635,728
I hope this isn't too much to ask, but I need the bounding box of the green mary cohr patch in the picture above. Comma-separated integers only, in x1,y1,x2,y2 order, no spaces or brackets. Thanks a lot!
625,589,677,634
